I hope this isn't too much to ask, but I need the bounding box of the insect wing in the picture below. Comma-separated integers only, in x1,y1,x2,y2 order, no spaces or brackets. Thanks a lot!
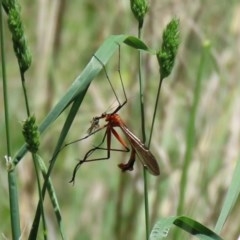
120,125,160,176
87,117,100,134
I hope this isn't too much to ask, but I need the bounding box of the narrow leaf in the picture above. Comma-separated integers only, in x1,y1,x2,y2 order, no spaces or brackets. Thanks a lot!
215,157,240,233
149,216,223,240
124,36,149,51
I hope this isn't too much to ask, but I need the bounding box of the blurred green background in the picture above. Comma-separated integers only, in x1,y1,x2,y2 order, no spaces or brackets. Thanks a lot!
1,0,240,239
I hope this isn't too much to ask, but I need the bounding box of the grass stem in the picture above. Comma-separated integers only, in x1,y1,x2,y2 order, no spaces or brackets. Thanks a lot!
177,45,209,216
0,4,21,238
137,23,150,239
147,76,163,148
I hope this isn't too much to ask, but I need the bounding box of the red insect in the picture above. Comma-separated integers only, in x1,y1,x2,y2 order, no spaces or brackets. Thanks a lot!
69,109,160,183
68,51,160,183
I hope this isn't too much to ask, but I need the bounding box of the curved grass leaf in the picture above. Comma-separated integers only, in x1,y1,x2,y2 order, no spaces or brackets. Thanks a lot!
37,155,65,238
28,98,83,240
214,157,240,233
149,216,223,240
124,36,150,52
13,34,152,166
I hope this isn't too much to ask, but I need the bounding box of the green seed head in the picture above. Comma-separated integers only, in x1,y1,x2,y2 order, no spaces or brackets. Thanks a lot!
157,18,180,79
130,0,149,28
7,3,32,73
22,115,40,154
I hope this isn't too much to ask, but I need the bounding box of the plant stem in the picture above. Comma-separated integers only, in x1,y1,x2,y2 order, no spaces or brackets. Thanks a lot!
33,154,47,240
8,171,21,238
137,23,149,239
21,72,31,116
0,4,10,154
138,33,146,143
143,165,149,237
147,76,163,148
20,68,47,238
174,44,209,240
0,4,21,238
177,46,207,216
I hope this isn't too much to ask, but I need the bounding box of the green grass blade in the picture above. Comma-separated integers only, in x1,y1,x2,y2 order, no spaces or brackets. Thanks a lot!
174,216,223,240
38,155,65,239
124,36,150,51
28,97,83,240
8,170,21,239
149,216,223,240
177,43,210,216
214,157,240,233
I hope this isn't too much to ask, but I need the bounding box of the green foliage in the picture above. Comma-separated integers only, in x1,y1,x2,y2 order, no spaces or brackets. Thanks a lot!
215,157,240,233
22,115,40,153
130,0,148,28
150,216,223,240
5,0,31,73
157,18,180,79
1,1,239,240
176,43,211,220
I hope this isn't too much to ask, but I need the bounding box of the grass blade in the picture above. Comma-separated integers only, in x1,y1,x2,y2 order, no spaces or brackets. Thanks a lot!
149,216,223,240
214,157,240,233
8,170,21,239
177,43,211,216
